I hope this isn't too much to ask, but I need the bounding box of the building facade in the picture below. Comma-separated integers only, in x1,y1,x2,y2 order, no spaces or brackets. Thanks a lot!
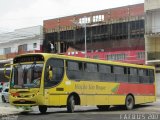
66,50,145,64
0,25,43,82
43,3,145,64
145,0,160,95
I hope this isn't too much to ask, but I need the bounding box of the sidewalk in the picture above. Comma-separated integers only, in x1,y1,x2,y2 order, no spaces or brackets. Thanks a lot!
0,106,23,116
157,97,160,101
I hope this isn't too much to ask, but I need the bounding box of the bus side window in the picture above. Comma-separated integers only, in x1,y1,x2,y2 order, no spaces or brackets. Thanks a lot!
149,69,155,84
138,69,144,76
138,69,150,84
78,62,83,71
67,61,79,71
149,69,154,77
114,66,124,74
84,63,87,71
111,66,114,73
85,63,98,72
66,61,82,81
128,67,130,74
124,67,128,74
99,64,111,73
129,68,139,83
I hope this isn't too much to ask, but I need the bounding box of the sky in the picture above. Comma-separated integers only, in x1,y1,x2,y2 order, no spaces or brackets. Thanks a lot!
0,0,144,33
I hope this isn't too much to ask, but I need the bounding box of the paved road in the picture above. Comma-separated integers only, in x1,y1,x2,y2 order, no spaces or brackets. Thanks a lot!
17,104,160,120
5,102,160,120
0,94,160,120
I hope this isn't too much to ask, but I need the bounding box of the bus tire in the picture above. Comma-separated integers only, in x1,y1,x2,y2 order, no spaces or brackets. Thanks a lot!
2,95,6,103
97,105,110,111
39,105,47,114
67,96,75,113
125,95,134,110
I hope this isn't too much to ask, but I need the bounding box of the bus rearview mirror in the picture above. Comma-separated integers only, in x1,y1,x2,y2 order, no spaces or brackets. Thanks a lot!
4,64,12,79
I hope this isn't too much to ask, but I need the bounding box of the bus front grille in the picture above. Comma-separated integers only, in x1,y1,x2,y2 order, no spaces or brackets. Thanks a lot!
13,101,36,104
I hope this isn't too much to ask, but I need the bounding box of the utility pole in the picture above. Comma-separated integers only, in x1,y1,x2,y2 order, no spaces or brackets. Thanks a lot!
72,16,87,57
84,21,87,58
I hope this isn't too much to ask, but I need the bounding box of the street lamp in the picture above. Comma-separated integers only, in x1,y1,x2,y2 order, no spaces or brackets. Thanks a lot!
72,17,87,58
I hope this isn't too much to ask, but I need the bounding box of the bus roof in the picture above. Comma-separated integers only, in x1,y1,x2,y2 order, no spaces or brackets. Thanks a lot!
15,53,155,69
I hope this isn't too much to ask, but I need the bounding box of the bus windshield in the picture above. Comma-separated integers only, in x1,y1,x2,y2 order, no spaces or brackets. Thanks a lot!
11,63,43,88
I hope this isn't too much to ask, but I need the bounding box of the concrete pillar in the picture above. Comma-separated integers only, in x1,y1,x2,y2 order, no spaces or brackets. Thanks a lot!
156,73,160,96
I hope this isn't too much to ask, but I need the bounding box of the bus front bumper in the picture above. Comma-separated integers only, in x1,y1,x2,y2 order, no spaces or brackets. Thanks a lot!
9,95,38,107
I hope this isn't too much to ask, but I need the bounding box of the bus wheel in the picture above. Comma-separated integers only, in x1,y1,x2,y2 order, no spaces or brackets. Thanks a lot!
97,105,110,111
67,96,75,113
125,95,134,110
39,105,47,114
2,95,6,103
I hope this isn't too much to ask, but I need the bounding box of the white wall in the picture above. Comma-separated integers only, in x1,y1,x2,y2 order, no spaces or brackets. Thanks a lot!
145,0,160,96
15,26,42,35
145,12,152,33
145,0,160,33
152,11,160,33
0,26,43,55
145,0,160,11
146,10,160,33
156,73,160,96
146,37,160,52
27,39,41,51
0,48,3,55
0,38,42,55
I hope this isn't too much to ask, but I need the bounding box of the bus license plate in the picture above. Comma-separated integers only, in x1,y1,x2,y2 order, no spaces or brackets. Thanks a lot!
20,99,25,102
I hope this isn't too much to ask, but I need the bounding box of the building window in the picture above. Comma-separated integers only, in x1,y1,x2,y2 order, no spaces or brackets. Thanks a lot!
4,47,11,54
106,54,126,61
137,52,145,59
93,15,104,22
93,55,99,59
79,17,91,24
33,43,37,48
18,44,27,52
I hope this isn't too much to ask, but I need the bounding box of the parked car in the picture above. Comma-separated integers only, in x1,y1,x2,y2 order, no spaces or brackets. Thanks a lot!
2,82,9,89
1,87,9,103
0,85,2,92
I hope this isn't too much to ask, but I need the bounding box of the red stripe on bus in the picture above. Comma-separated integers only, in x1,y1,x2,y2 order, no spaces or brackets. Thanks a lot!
116,83,155,95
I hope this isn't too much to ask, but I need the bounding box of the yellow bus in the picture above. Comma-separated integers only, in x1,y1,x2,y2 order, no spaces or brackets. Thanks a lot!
5,53,156,114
